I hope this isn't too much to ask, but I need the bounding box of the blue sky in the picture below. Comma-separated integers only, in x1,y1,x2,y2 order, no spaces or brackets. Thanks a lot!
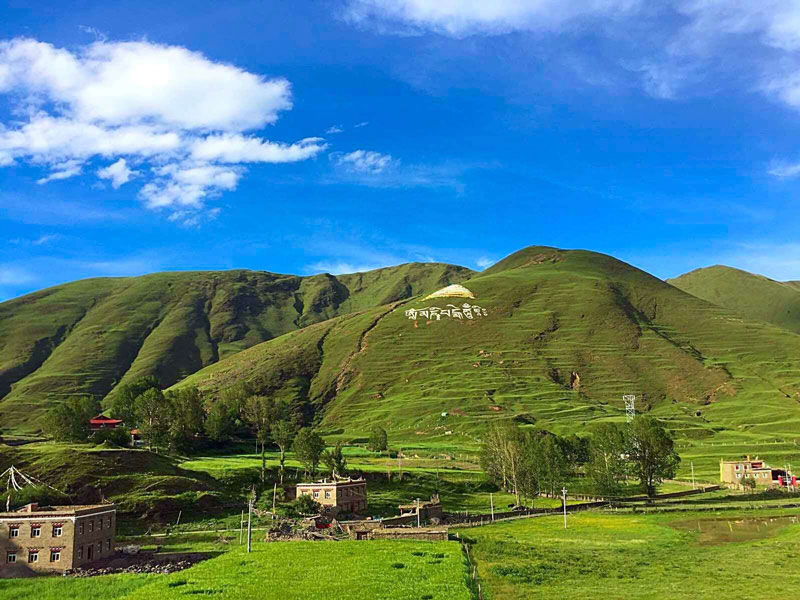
3,0,800,300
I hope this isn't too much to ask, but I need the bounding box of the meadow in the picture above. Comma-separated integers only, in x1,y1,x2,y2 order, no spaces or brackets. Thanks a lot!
456,508,800,600
1,540,471,600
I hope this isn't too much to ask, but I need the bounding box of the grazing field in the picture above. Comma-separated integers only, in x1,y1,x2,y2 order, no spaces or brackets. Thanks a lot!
456,509,800,600
1,540,471,600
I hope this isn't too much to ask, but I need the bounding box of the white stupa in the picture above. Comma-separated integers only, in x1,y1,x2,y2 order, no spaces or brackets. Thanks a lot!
423,284,476,301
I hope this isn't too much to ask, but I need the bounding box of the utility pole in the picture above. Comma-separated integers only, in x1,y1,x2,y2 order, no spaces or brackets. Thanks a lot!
239,509,244,544
561,487,568,529
691,462,696,490
490,493,494,522
247,487,254,553
272,482,277,517
416,498,421,528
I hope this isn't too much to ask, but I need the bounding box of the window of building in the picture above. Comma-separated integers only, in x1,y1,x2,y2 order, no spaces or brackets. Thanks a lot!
99,518,103,530
28,550,38,563
9,526,19,538
7,552,16,563
89,521,94,533
31,526,41,538
97,542,102,555
313,491,319,499
324,491,331,499
106,539,111,551
107,517,112,528
78,546,82,559
52,526,62,537
736,473,742,478
50,550,60,563
79,522,84,535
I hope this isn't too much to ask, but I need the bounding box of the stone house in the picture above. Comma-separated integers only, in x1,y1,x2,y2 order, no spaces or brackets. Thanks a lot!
0,502,116,576
296,477,367,515
720,456,791,488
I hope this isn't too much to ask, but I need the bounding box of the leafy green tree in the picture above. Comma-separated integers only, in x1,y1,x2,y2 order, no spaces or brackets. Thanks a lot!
536,435,571,498
242,395,278,481
293,428,325,479
271,419,297,484
204,391,240,443
109,376,159,426
135,388,170,452
42,396,100,442
166,386,205,452
741,475,756,493
586,422,629,496
322,441,348,478
480,422,527,506
93,426,131,447
289,494,322,517
367,425,388,453
628,417,681,497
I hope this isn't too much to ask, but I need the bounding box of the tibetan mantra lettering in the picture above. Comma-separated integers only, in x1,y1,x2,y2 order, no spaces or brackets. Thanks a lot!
405,303,488,321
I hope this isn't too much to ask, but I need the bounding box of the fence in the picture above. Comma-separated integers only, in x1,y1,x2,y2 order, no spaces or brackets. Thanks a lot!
445,500,608,527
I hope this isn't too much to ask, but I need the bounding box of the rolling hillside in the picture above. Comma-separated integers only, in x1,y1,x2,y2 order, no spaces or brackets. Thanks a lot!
0,263,472,429
668,265,800,334
176,247,800,443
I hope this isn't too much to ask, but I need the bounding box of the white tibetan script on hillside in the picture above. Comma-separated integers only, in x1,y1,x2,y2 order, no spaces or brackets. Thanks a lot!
405,303,488,321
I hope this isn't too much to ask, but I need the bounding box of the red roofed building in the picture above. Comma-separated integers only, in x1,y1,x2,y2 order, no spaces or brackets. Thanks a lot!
89,415,123,431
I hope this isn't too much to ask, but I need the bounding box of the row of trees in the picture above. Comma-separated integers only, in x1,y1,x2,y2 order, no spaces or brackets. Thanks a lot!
43,377,349,484
480,417,680,500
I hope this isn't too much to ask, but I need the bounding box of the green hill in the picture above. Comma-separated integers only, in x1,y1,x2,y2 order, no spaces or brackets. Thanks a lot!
0,263,471,430
176,246,800,443
667,265,800,334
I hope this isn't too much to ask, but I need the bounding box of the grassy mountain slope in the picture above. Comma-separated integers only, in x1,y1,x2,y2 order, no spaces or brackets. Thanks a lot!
177,246,800,443
0,263,472,430
667,265,800,334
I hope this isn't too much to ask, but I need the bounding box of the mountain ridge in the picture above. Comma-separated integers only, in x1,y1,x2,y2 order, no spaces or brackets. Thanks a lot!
0,262,473,430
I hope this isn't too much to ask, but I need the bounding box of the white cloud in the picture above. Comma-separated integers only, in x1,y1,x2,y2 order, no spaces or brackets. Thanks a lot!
307,260,392,275
326,125,344,134
768,162,800,178
0,38,327,222
476,257,495,269
32,234,59,246
97,158,137,189
36,160,83,184
190,135,326,163
354,121,369,128
333,149,394,174
344,0,643,37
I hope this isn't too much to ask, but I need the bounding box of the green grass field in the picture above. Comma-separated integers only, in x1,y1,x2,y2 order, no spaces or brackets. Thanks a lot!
1,540,471,600
456,509,800,599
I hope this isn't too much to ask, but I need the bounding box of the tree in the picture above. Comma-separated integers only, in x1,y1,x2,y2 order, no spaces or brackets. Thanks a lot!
627,417,681,497
135,388,170,452
241,395,277,482
271,419,297,484
109,376,159,427
741,475,756,493
42,396,101,442
204,391,240,443
536,435,571,498
322,441,348,478
166,386,205,452
367,426,388,453
293,428,325,479
480,422,526,506
586,423,629,496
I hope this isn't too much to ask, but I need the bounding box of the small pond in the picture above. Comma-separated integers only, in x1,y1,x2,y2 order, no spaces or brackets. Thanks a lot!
669,515,800,545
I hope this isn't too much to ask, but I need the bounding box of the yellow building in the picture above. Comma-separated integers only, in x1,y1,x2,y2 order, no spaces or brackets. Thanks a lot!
296,477,367,515
720,456,785,488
